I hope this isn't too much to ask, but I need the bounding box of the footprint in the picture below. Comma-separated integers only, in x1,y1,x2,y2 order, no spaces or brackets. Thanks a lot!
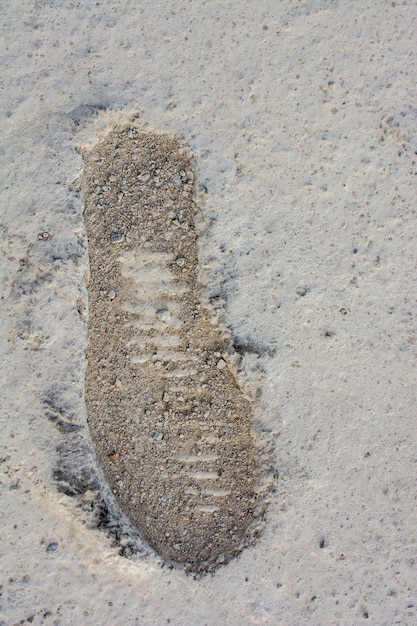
82,123,262,572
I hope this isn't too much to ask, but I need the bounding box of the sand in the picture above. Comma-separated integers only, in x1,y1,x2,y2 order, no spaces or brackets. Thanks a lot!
82,124,265,572
1,1,416,624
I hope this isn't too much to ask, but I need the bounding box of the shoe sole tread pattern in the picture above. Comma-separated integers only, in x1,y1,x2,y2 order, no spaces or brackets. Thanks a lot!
82,124,262,572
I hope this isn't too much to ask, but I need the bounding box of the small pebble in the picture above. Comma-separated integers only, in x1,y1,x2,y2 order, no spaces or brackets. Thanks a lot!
47,543,58,554
108,289,116,300
157,309,172,323
176,258,185,267
296,285,309,297
217,359,226,370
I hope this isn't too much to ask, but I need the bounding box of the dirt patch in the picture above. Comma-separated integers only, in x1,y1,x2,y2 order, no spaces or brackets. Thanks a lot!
82,123,264,572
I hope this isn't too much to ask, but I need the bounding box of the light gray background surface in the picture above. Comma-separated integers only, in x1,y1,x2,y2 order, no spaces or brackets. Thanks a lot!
2,1,415,624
